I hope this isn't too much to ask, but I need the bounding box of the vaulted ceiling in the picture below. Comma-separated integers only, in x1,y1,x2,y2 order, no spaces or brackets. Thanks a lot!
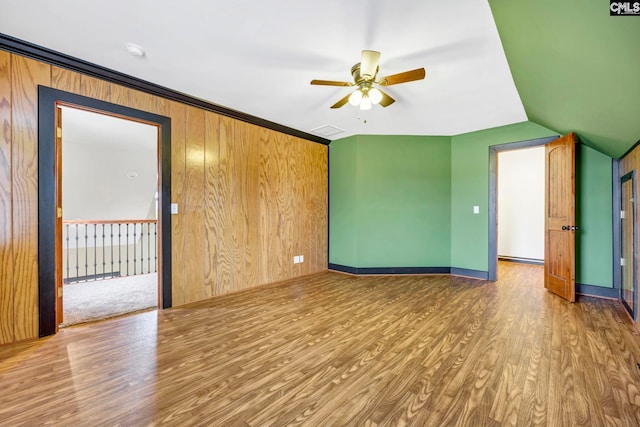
1,0,637,157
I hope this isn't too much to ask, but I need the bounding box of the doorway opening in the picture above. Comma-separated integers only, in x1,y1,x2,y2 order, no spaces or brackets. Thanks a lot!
38,87,172,337
620,171,637,319
488,136,559,281
59,106,160,326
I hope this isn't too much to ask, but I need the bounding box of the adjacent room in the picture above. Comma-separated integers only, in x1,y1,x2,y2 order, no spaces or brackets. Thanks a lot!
0,0,638,425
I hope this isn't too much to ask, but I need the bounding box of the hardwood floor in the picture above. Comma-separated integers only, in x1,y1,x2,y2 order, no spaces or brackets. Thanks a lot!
1,262,640,426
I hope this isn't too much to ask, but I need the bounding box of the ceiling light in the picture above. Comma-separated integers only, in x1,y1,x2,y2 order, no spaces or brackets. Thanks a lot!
360,95,372,110
127,171,138,179
126,43,146,58
369,88,383,105
349,89,363,106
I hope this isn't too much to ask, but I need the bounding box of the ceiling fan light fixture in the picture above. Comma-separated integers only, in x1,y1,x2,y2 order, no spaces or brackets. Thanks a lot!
349,89,363,106
368,87,383,105
360,95,372,110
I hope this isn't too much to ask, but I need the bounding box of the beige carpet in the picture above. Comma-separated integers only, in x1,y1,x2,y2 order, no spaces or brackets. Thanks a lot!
62,273,158,326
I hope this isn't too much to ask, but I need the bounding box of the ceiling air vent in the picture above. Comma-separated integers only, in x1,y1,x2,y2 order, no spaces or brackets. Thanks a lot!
310,124,344,137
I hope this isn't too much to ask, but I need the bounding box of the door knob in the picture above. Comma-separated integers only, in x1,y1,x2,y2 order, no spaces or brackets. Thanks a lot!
562,225,569,230
570,225,579,231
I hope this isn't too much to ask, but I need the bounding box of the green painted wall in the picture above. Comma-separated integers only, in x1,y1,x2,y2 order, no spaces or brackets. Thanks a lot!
451,121,558,271
329,135,451,268
576,145,613,287
328,136,358,267
329,122,614,287
489,0,640,157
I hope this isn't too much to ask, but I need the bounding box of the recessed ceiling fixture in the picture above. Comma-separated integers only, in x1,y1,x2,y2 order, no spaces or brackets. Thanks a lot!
127,171,138,179
310,124,345,137
126,43,146,58
311,50,426,110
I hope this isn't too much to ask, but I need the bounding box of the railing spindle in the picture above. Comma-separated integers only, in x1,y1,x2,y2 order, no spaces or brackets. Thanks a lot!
154,222,157,273
84,224,88,279
62,219,157,283
65,224,70,280
75,224,79,279
93,224,97,279
126,223,130,276
110,224,114,276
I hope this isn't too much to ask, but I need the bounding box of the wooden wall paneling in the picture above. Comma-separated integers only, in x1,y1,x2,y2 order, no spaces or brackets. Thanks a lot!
0,51,14,344
183,106,205,303
318,144,328,271
279,134,294,280
258,127,272,285
80,75,110,102
51,66,81,94
302,139,314,275
217,114,236,295
291,137,302,278
203,111,219,298
232,121,246,290
109,84,130,107
129,88,157,114
268,130,284,282
169,101,186,305
11,55,50,341
243,123,261,288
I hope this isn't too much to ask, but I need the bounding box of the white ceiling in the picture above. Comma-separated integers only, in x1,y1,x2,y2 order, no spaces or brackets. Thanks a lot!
0,0,527,140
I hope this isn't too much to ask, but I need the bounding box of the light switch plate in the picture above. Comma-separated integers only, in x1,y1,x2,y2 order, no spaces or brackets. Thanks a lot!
171,203,179,214
473,205,480,214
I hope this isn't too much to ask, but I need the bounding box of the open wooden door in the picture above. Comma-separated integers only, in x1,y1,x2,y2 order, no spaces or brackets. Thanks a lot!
544,133,577,302
55,106,63,328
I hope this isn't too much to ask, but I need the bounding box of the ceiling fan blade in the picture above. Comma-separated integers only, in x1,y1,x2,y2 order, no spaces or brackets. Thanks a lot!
330,93,352,109
378,89,395,107
360,50,381,79
377,68,426,86
311,79,353,87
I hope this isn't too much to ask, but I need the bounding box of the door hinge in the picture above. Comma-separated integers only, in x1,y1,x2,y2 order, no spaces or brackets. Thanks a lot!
58,286,63,297
57,207,62,218
56,126,62,139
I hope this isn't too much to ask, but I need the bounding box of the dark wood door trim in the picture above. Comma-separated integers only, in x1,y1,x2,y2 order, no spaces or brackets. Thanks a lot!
38,86,172,337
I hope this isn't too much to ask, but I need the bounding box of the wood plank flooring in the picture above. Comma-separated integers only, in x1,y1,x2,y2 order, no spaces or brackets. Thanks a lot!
1,262,640,426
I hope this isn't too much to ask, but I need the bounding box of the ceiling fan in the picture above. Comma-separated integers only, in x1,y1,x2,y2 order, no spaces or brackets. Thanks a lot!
310,50,426,110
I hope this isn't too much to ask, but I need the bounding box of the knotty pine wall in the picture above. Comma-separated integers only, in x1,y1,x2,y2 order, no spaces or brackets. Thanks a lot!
619,145,639,328
0,50,328,345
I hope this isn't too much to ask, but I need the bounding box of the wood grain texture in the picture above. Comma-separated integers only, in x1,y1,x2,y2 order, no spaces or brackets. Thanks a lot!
317,144,329,272
11,56,50,341
183,106,205,304
0,51,13,344
1,263,639,426
109,84,130,107
168,101,186,306
203,111,219,298
80,75,109,102
217,114,236,296
242,122,261,289
231,119,245,290
0,50,327,344
128,88,156,114
51,66,81,94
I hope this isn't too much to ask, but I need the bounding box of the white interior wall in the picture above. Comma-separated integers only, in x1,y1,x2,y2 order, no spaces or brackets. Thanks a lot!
61,107,158,221
498,146,545,260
